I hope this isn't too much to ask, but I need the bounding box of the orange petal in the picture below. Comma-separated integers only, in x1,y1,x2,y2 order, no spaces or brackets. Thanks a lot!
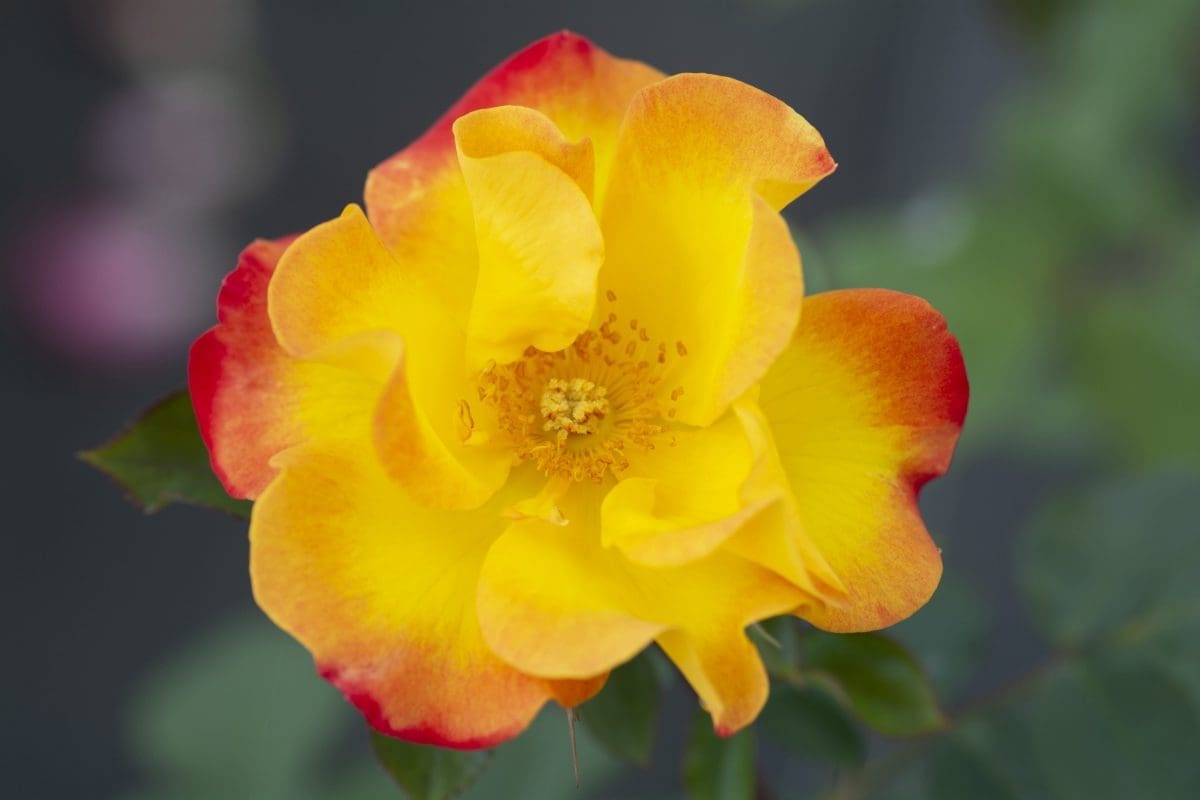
251,446,600,748
759,289,968,631
365,32,663,321
453,104,595,201
372,337,510,509
599,74,835,426
657,627,769,737
268,205,509,509
189,237,383,499
267,204,416,357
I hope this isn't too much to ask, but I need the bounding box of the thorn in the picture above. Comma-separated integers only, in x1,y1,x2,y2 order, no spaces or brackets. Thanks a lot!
566,706,581,788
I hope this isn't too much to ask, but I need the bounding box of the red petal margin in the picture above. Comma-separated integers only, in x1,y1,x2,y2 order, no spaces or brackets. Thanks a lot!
761,289,968,633
188,236,299,499
319,664,525,750
365,31,662,262
404,32,610,154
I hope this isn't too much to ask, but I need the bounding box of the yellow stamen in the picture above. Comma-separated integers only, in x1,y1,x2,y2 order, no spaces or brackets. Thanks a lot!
455,399,475,442
541,378,609,440
477,306,684,483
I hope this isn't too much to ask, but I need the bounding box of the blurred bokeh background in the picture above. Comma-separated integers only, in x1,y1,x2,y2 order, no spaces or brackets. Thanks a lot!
3,0,1197,798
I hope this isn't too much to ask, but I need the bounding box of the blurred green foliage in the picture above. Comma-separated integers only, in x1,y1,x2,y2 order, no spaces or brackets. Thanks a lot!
370,733,492,800
888,574,987,703
760,681,866,769
856,470,1200,800
108,0,1198,796
812,0,1200,465
579,651,664,765
119,616,348,800
685,720,756,800
120,614,628,800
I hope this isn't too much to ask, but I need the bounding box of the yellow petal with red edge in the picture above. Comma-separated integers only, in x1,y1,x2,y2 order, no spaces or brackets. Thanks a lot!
190,236,397,499
365,33,663,321
759,289,968,632
190,236,300,498
268,204,508,509
251,442,602,749
477,483,808,735
599,73,835,427
453,106,604,366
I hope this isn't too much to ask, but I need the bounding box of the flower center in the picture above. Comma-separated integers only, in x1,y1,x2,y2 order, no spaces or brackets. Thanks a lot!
540,378,609,439
475,292,687,483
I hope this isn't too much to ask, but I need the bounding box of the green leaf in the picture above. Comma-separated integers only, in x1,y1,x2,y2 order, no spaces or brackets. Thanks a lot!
802,632,944,737
371,732,491,800
759,680,865,768
81,390,250,518
684,715,755,800
1018,469,1200,650
580,651,661,764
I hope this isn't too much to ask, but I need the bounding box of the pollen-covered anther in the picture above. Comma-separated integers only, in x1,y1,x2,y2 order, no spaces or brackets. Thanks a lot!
541,378,609,440
477,307,684,483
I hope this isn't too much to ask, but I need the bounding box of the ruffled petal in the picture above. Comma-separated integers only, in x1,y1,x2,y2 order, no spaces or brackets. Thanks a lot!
268,204,420,357
721,399,847,602
189,236,387,499
267,204,509,509
453,106,604,366
759,289,968,632
599,411,765,566
477,493,666,680
598,74,835,426
251,446,599,749
477,484,806,735
365,32,663,321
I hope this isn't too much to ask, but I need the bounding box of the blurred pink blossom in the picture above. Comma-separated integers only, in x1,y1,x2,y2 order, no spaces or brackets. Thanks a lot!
10,201,211,368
